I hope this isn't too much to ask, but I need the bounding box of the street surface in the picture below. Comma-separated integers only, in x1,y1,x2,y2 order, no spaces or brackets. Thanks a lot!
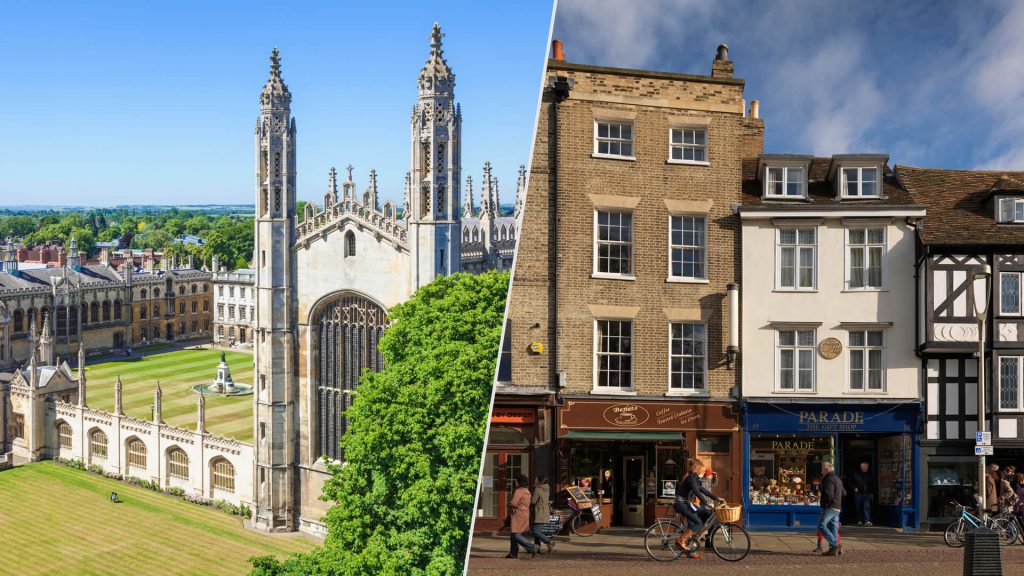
467,527,1024,575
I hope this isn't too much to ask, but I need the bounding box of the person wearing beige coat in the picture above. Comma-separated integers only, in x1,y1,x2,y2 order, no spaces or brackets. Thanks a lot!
531,476,555,553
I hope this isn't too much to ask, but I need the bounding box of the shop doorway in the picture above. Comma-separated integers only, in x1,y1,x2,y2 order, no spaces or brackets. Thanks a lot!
840,434,913,527
698,434,733,498
477,447,530,531
623,455,645,526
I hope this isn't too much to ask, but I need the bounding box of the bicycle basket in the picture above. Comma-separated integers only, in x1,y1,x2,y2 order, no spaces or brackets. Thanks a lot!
715,505,742,524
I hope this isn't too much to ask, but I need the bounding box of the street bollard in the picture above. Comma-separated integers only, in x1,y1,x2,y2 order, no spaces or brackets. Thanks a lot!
964,526,1002,576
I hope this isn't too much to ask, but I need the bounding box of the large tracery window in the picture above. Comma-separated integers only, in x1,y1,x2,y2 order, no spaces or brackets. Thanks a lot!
315,293,387,461
211,458,235,493
167,448,189,481
89,429,108,461
127,438,147,471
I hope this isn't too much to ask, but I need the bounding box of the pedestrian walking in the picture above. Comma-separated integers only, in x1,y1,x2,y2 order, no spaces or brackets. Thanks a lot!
813,518,842,554
1013,472,1024,520
530,475,555,554
505,474,539,559
817,461,844,557
852,461,874,526
999,466,1019,513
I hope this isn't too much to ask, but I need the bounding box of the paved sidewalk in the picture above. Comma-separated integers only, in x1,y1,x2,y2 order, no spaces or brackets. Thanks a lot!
467,527,1024,576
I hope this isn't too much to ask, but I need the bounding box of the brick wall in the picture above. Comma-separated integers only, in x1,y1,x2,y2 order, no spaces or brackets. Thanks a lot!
506,59,763,399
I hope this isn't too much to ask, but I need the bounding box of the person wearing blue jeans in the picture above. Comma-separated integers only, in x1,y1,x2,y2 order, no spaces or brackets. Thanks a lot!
852,461,874,526
817,461,845,556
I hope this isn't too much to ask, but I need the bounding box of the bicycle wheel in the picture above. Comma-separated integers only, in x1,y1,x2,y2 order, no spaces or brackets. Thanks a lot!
711,522,751,562
944,519,967,548
571,510,600,537
992,516,1017,547
644,519,684,562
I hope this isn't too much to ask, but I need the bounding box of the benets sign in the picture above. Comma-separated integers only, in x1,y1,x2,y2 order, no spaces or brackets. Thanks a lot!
558,400,738,435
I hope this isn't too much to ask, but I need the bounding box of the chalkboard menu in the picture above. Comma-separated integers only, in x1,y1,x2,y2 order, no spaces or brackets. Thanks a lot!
565,485,592,508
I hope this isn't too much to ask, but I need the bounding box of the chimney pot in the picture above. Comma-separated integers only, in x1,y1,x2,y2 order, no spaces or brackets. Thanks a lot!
552,39,566,62
750,99,760,119
716,44,729,61
711,43,734,78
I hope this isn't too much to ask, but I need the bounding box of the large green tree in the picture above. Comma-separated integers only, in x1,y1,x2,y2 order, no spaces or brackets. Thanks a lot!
251,271,510,576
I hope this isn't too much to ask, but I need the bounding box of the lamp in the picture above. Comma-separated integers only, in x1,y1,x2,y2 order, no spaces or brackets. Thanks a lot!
971,264,991,513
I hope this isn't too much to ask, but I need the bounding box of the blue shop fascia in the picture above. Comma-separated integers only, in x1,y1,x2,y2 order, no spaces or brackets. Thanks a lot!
741,400,922,531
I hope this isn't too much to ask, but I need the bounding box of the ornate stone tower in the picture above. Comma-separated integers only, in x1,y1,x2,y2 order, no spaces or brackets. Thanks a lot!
408,23,462,289
253,47,298,532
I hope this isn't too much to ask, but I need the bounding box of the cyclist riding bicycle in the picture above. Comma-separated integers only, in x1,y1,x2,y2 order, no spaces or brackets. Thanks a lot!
674,458,725,560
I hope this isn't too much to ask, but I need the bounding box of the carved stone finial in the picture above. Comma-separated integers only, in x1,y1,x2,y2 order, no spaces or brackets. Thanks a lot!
346,164,354,181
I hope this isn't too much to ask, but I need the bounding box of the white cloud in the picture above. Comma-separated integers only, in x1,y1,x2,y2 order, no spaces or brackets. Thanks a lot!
970,0,1024,169
554,0,711,69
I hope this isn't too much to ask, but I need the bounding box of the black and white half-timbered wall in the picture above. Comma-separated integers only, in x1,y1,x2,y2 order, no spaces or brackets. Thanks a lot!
899,166,1024,529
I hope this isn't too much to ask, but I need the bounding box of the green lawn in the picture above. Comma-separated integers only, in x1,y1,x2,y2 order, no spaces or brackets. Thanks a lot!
0,462,316,575
78,348,254,443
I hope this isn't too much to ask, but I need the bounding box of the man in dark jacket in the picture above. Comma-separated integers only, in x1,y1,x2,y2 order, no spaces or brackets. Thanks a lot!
818,461,844,556
851,461,874,526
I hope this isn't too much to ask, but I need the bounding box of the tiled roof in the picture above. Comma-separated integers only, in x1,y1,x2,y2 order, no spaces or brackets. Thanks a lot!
896,165,1024,246
742,157,921,209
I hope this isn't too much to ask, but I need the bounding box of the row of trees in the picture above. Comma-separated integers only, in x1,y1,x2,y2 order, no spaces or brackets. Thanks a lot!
0,208,254,271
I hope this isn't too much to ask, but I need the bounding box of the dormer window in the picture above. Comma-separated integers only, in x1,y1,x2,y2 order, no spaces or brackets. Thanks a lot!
765,166,805,198
998,197,1024,223
841,167,880,197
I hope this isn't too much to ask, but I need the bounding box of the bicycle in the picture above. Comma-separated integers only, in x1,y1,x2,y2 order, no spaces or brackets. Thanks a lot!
553,498,601,537
944,502,1017,547
644,503,751,562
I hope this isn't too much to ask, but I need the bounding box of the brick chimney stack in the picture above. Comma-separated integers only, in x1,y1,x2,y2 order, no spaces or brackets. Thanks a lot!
552,39,566,62
711,43,733,78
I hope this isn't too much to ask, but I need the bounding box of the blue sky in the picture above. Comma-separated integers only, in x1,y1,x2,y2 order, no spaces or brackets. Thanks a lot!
0,1,553,206
554,0,1024,170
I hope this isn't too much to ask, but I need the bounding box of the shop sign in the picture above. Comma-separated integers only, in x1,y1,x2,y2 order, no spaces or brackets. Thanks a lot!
745,402,920,434
491,407,536,424
558,399,739,435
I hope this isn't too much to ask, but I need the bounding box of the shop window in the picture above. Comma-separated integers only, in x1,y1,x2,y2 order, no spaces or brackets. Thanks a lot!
877,434,912,507
477,453,499,518
749,435,834,505
570,446,616,504
656,446,685,500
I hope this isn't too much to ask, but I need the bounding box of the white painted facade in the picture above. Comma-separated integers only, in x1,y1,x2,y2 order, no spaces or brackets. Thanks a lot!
740,210,925,400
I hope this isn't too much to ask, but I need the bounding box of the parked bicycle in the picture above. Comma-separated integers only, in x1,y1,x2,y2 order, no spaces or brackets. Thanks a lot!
549,499,601,537
644,503,751,562
944,502,1017,547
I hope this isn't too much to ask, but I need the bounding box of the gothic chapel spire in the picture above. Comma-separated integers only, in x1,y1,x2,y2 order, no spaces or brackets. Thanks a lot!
261,47,291,110
419,22,454,96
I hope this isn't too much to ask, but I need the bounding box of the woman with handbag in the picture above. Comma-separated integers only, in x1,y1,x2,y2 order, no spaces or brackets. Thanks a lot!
530,475,556,554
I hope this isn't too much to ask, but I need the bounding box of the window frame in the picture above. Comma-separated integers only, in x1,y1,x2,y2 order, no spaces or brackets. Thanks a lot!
998,355,1024,412
775,328,817,392
593,119,636,160
775,227,817,291
211,458,235,493
58,422,72,449
90,430,108,459
593,318,635,394
840,166,881,198
997,197,1024,223
167,448,189,481
127,439,147,469
763,165,807,199
667,321,708,396
1000,271,1023,316
845,227,887,290
667,214,708,282
667,126,709,166
846,329,887,393
593,209,635,279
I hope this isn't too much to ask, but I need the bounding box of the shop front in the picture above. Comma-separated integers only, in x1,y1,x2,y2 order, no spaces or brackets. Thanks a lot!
475,399,553,532
556,398,741,528
742,401,922,531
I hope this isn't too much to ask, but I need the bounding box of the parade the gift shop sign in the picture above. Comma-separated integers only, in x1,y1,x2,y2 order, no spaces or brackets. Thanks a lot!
746,402,920,434
558,399,738,435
